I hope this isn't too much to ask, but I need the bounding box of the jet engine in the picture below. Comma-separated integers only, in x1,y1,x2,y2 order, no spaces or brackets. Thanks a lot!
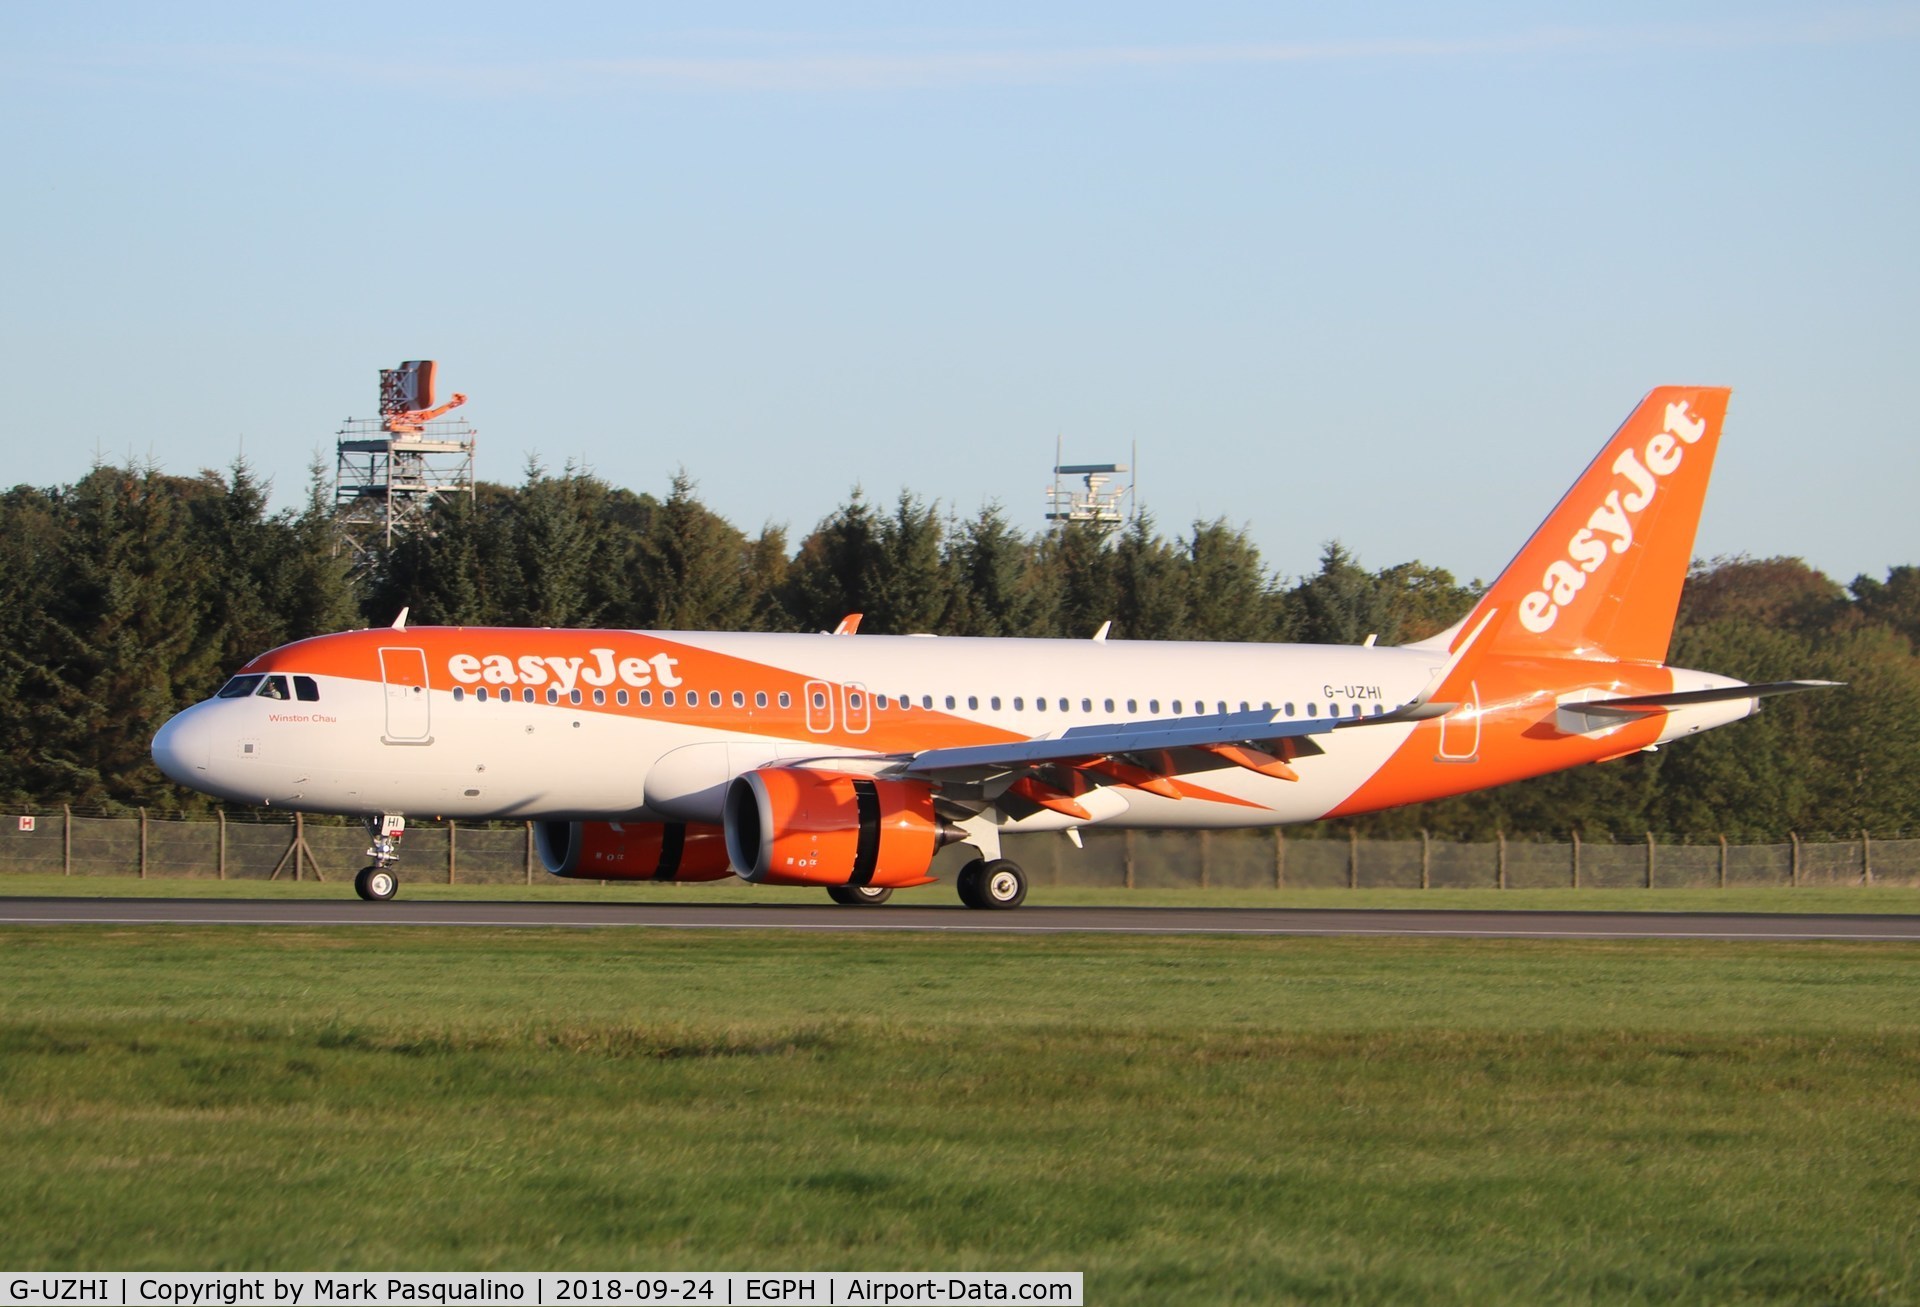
722,768,962,888
535,820,734,881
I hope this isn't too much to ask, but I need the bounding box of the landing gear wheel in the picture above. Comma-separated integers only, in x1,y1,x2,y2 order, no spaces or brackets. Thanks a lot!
955,858,988,909
959,858,1025,909
827,885,894,906
977,859,1027,909
354,866,398,901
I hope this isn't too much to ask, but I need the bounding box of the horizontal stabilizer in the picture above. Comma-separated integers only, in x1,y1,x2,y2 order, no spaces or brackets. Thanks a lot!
1576,680,1842,719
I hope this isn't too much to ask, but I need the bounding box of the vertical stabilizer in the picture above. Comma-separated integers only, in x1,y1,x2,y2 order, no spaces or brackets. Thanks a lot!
1459,386,1730,665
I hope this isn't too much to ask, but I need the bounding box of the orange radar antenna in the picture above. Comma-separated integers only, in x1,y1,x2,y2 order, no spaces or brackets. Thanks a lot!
380,359,469,434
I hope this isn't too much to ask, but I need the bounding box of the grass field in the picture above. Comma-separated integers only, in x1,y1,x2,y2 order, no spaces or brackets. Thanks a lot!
2,924,1917,1303
3,870,1919,915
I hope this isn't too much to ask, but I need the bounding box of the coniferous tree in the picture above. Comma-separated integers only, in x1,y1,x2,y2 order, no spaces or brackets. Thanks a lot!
945,505,1048,637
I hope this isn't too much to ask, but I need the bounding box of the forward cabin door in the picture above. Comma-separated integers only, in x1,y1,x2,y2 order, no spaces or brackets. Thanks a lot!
379,647,433,744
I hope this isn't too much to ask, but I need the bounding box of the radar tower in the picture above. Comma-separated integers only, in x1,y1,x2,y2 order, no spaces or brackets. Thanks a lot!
332,360,477,564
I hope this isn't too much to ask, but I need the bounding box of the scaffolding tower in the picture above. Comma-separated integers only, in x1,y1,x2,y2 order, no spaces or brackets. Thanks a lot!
333,360,476,564
1045,437,1136,529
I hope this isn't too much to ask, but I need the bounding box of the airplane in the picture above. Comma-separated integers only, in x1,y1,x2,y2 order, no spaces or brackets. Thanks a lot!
151,386,1834,908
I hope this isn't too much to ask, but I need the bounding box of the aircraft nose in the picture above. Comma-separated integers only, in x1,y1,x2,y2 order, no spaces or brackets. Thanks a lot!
151,705,213,786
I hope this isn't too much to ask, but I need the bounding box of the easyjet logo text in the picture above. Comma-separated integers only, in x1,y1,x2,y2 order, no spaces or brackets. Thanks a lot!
446,649,683,693
1517,401,1709,635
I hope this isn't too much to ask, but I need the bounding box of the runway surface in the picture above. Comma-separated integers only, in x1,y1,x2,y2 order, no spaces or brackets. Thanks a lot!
3,896,1919,940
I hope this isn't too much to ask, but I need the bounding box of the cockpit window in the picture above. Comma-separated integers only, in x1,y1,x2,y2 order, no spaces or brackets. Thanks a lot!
256,675,291,701
293,676,320,702
217,675,264,699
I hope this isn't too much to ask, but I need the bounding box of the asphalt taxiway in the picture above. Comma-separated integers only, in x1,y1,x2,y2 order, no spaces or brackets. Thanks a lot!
3,897,1917,940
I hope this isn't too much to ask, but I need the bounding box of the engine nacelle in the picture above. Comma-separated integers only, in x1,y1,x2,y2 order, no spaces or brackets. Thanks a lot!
722,768,960,888
535,820,734,881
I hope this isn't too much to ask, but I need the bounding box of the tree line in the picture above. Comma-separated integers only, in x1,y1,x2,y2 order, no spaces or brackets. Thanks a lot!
3,460,1915,841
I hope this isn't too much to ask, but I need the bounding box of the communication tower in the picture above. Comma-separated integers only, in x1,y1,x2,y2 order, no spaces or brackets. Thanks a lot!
332,360,477,563
1045,437,1136,529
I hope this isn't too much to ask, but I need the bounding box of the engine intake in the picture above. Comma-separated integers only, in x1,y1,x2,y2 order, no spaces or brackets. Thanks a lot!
723,768,961,888
535,820,734,881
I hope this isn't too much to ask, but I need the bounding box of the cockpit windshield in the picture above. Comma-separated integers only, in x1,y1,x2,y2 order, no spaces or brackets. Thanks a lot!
213,674,320,701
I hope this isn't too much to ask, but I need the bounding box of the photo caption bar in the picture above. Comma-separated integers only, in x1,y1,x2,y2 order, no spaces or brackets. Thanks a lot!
2,1273,1083,1306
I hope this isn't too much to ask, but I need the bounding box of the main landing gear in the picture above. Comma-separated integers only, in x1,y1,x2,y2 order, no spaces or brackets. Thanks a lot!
354,814,406,902
956,858,1028,910
826,885,894,906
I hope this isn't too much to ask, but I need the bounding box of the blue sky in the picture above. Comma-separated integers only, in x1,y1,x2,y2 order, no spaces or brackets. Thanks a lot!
3,3,1915,589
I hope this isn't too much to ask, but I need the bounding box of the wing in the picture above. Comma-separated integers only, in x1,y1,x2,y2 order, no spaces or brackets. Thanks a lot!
901,702,1447,808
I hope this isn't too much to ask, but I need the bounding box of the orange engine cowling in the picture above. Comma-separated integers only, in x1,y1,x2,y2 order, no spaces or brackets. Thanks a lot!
535,820,735,881
722,768,960,888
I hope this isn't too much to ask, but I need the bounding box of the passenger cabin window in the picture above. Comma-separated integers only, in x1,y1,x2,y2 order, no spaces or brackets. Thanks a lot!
755,692,768,708
217,675,264,699
778,692,792,709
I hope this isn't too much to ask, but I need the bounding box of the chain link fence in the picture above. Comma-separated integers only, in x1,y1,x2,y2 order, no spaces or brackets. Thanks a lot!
4,806,1916,889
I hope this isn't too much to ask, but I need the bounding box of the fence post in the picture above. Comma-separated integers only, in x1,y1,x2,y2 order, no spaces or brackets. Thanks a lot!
1790,831,1801,887
525,822,534,885
448,820,457,885
217,809,227,880
1862,830,1873,885
63,804,71,876
1125,829,1137,890
294,812,304,880
138,808,147,879
1420,829,1430,890
1571,829,1581,889
1198,830,1211,890
1273,828,1285,889
1347,829,1358,889
1645,830,1655,889
1718,833,1728,889
1497,830,1507,890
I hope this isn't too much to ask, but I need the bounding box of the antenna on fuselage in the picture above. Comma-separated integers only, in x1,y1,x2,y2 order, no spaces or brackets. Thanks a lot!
391,607,410,632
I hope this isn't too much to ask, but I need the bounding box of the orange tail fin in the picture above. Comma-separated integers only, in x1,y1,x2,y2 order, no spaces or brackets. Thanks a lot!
1455,386,1730,665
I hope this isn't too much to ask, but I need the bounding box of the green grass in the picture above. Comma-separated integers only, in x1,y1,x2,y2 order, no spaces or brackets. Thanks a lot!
1,927,1917,1303
3,870,1919,914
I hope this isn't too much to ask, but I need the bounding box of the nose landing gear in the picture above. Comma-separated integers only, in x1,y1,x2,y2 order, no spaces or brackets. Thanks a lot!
354,814,406,902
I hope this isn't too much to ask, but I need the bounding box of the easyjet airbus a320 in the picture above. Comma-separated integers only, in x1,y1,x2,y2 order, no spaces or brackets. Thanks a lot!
152,387,1832,907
